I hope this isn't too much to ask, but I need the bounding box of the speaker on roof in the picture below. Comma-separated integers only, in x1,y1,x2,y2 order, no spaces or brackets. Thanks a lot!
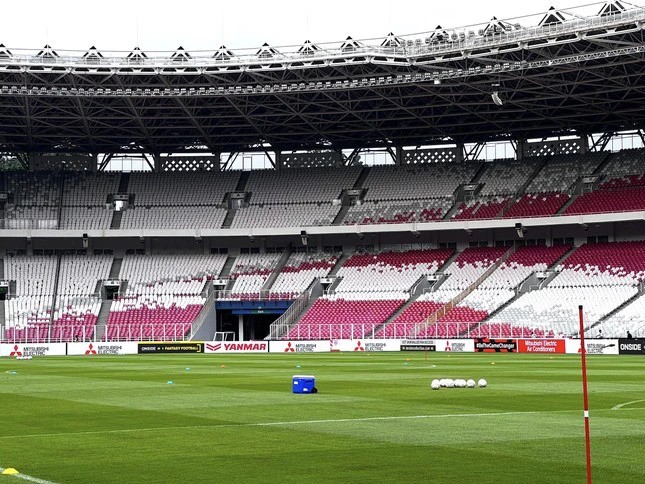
301,230,308,246
82,233,89,248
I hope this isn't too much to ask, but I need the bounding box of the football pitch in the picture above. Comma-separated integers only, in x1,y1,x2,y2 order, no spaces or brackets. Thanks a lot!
1,353,643,483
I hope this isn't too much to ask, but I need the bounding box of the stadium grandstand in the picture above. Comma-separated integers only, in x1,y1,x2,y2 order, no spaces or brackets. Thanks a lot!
1,1,645,343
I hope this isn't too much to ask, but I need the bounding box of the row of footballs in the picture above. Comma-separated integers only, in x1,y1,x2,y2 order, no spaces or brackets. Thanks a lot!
431,378,487,389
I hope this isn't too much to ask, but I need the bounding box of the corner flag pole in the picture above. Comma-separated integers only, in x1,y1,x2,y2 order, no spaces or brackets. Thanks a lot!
578,304,592,484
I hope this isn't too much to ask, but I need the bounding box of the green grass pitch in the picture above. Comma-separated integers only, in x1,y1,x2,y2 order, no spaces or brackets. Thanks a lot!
1,353,644,483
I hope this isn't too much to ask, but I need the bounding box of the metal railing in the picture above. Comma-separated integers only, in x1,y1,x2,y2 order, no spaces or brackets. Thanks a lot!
0,322,193,343
214,290,300,300
267,321,645,340
268,291,311,340
0,7,642,68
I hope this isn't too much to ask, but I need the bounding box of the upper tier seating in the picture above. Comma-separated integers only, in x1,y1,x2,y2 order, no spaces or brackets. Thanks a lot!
127,172,241,206
231,203,340,228
3,171,62,229
344,199,451,224
503,192,570,218
452,196,509,220
502,153,606,218
5,172,62,206
342,163,481,224
564,149,645,215
362,164,481,201
119,172,239,229
597,148,645,188
244,167,361,204
524,153,606,193
61,172,120,205
231,167,360,228
59,172,121,230
120,206,228,230
477,159,540,196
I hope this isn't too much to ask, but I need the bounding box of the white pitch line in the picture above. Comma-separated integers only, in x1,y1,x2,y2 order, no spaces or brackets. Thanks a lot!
611,399,645,410
0,410,543,440
0,467,56,484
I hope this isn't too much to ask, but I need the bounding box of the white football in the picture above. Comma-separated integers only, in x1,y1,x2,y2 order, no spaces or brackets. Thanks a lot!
478,378,488,388
439,379,447,387
466,379,476,388
456,379,466,388
445,379,455,388
431,380,441,390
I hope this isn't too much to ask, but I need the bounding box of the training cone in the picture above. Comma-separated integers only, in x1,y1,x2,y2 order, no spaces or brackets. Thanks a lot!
220,364,226,368
166,380,174,385
2,469,19,475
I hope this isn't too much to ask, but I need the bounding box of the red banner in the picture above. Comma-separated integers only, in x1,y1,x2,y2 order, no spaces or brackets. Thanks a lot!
518,339,565,354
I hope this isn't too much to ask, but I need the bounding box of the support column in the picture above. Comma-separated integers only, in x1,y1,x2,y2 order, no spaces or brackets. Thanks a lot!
395,146,404,166
275,150,283,171
152,153,162,171
580,134,589,154
238,314,244,341
516,139,526,160
455,143,464,163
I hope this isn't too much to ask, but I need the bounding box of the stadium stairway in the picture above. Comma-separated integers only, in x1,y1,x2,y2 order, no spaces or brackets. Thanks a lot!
333,166,371,225
234,171,250,192
328,252,350,276
110,211,123,229
332,205,351,226
469,162,489,184
0,300,5,328
56,175,65,228
411,245,515,337
555,194,579,214
218,255,237,278
466,245,577,336
268,279,324,339
117,172,130,193
352,166,371,189
591,284,645,330
261,246,293,293
374,275,431,334
499,157,550,218
591,151,613,176
221,209,237,229
49,255,62,324
189,290,217,341
108,258,123,279
94,300,112,341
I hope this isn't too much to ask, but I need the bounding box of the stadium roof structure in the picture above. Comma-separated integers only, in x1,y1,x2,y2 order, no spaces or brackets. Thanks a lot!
0,2,644,156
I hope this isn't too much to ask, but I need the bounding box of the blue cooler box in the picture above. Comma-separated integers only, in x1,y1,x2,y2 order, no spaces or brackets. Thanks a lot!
292,375,316,394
